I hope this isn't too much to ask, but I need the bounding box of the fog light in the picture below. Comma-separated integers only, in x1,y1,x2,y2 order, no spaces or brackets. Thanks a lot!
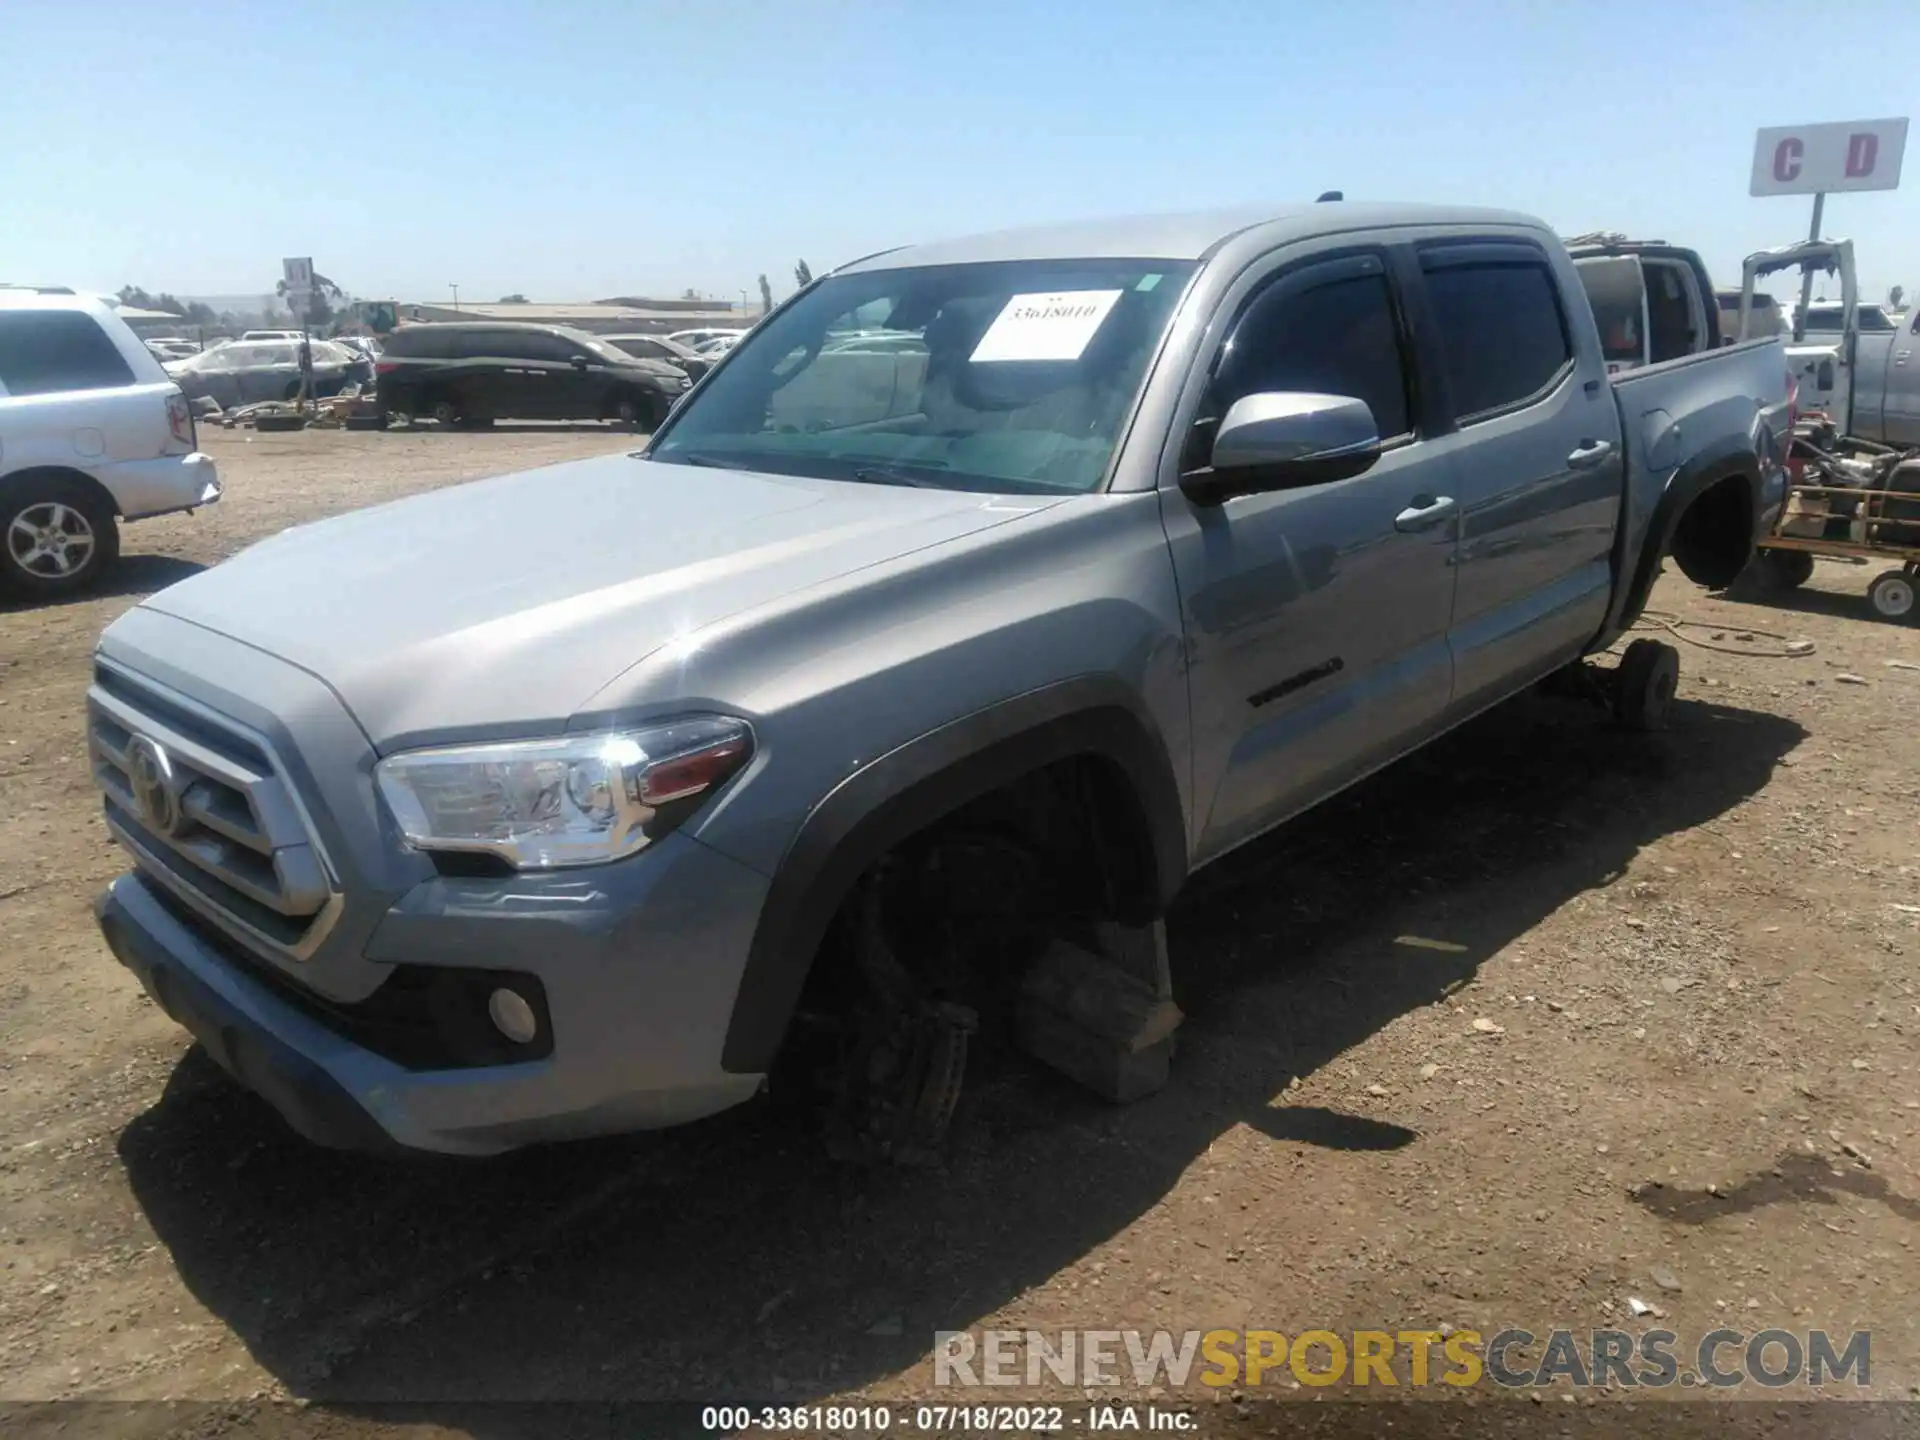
488,987,539,1044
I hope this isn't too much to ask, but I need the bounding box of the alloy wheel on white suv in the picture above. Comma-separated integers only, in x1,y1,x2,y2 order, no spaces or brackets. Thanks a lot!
1,480,119,597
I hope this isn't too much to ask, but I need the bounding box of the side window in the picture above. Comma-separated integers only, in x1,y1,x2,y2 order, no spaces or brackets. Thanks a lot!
1643,261,1695,363
1576,257,1645,366
0,311,138,396
455,330,512,360
511,332,577,363
1205,269,1412,443
1422,255,1573,420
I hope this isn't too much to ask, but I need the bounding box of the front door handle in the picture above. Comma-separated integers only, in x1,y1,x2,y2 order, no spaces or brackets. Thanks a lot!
1567,439,1617,470
1394,494,1457,533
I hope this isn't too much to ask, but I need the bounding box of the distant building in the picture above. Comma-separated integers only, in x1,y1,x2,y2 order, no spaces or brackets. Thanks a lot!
398,300,762,335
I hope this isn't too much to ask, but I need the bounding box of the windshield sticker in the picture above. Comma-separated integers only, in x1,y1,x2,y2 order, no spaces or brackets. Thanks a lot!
970,290,1123,363
1135,273,1163,291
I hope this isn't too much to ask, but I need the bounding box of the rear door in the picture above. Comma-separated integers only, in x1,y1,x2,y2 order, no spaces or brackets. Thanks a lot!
453,329,534,417
1413,239,1623,714
501,330,584,417
1159,246,1459,863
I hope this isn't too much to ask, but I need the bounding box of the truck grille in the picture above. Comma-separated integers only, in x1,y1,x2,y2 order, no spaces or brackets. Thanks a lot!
88,660,341,962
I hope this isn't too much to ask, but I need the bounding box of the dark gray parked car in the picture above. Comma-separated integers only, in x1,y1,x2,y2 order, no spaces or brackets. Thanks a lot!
601,332,711,380
164,339,367,409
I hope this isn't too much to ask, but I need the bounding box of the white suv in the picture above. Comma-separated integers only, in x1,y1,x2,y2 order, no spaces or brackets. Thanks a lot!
0,292,220,597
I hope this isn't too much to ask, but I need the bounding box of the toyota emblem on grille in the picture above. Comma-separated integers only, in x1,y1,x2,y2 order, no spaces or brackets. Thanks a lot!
125,734,185,837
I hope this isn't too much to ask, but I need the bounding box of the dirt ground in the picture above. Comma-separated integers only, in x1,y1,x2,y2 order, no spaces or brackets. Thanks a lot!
2,425,1918,1433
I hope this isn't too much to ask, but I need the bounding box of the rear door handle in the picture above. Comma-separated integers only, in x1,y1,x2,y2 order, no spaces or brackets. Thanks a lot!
1394,495,1457,533
1567,439,1617,470
1896,350,1912,366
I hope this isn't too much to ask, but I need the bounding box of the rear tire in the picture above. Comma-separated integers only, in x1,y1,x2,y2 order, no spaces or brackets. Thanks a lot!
1613,639,1680,732
613,391,655,432
0,474,120,599
1867,568,1916,622
430,398,461,428
1758,549,1815,590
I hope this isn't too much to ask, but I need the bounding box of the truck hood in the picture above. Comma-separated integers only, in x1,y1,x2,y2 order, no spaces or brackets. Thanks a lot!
137,453,1053,747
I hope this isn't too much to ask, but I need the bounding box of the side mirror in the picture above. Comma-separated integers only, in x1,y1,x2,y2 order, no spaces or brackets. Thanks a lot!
1181,392,1382,506
570,354,591,369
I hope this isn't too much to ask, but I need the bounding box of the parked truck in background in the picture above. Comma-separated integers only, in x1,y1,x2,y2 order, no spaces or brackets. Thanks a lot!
1741,238,1920,448
87,202,1792,1157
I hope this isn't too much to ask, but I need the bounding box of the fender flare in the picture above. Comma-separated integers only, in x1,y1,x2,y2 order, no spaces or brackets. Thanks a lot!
720,676,1188,1074
1605,440,1760,636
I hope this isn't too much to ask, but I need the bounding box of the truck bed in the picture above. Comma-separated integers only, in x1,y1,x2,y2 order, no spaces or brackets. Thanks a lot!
1591,334,1791,649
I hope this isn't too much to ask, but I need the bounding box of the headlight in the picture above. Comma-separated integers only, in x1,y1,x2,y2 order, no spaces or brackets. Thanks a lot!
374,716,752,870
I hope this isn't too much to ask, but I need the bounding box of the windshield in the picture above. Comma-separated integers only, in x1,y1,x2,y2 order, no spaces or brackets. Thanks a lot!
649,258,1197,494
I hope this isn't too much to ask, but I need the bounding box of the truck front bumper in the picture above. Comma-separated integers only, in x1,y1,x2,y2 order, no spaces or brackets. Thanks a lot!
96,831,771,1155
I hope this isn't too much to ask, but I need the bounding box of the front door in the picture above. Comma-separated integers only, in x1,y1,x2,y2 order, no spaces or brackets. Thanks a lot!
1161,250,1458,865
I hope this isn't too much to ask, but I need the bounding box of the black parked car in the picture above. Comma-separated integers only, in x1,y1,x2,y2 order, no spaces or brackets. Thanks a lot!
373,322,692,429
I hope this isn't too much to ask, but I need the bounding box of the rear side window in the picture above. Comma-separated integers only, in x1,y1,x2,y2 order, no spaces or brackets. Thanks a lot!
1577,258,1644,366
1422,254,1573,420
385,327,455,359
1209,271,1412,440
454,330,518,359
0,311,138,396
513,331,580,362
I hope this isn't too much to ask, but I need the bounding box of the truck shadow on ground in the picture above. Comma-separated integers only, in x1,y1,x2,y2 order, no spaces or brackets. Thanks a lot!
115,689,1804,1422
1714,578,1886,625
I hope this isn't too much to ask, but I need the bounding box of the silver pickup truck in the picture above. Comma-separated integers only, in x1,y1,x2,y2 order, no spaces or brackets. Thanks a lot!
1738,238,1920,448
88,202,1792,1156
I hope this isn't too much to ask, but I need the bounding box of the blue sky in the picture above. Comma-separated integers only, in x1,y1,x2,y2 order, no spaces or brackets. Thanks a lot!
4,0,1915,306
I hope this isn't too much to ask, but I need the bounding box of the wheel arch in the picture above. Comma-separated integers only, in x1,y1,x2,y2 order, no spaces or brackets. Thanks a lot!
0,464,121,518
719,676,1189,1074
1611,447,1761,632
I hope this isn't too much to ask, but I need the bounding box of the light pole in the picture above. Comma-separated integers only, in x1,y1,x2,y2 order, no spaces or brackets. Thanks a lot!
739,288,749,315
450,283,460,312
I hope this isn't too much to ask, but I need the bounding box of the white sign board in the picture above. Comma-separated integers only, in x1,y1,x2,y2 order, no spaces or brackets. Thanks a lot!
970,290,1123,363
1750,118,1907,196
282,256,314,290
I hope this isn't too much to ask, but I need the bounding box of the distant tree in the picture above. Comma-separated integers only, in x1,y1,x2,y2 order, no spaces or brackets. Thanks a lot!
1891,285,1906,311
498,293,528,304
117,285,186,316
757,273,774,313
793,259,814,289
275,271,346,328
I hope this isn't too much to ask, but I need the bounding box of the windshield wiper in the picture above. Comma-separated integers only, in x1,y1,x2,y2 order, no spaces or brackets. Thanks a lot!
851,466,942,489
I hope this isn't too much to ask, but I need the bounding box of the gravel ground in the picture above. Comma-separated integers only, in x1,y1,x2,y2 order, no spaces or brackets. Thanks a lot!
2,425,1918,1434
